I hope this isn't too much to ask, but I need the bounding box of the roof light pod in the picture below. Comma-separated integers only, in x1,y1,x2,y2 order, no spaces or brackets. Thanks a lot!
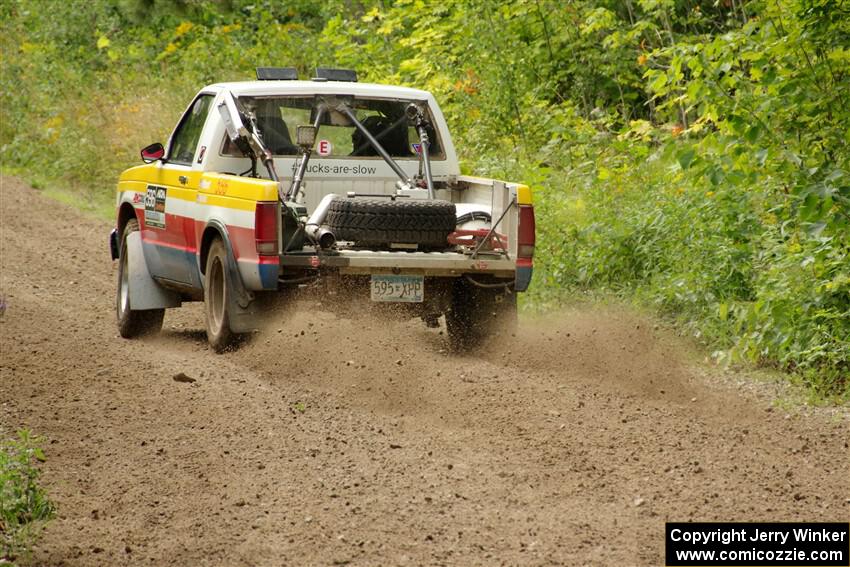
314,67,358,82
256,67,298,80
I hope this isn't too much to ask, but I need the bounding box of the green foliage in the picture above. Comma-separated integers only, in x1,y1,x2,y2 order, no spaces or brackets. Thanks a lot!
1,0,847,397
1,430,56,563
587,0,849,397
0,0,333,202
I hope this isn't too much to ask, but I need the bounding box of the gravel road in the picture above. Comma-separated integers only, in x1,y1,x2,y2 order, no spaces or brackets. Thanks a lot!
1,176,847,566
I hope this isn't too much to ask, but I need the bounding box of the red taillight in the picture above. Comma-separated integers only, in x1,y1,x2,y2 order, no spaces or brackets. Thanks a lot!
517,204,535,259
255,202,278,255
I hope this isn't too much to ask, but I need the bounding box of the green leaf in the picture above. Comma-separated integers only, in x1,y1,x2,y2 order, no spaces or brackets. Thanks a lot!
677,148,696,170
805,222,827,237
709,167,723,186
745,125,760,143
800,193,820,221
650,73,668,93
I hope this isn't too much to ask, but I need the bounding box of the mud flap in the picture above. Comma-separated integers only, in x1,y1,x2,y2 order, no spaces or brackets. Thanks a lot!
222,239,260,334
126,232,182,310
226,286,263,334
109,228,120,260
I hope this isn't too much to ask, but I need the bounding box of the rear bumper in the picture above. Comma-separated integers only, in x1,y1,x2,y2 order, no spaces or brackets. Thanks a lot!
279,249,517,278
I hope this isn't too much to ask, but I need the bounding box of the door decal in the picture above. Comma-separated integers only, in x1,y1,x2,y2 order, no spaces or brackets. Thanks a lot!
144,184,167,229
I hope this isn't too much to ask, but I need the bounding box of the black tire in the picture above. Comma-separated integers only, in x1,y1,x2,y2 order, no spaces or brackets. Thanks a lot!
116,218,165,338
325,198,456,248
445,278,517,351
204,238,241,352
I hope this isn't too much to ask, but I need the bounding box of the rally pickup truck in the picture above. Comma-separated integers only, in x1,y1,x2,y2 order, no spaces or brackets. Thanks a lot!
110,67,535,352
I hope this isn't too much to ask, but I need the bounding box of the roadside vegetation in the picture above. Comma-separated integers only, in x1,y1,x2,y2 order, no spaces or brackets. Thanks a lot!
1,0,847,399
0,430,55,564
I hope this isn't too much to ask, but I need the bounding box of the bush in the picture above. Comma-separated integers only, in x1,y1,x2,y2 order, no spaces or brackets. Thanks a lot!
1,430,56,564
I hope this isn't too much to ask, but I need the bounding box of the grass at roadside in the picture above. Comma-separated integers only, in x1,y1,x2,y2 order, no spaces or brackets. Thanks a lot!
511,143,849,403
0,430,56,565
1,167,114,221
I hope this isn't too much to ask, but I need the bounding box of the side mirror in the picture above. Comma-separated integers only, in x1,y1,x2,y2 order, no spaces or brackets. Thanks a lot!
296,125,317,149
140,143,164,163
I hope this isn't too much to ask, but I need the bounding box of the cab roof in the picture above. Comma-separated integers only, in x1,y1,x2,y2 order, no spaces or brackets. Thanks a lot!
206,80,435,100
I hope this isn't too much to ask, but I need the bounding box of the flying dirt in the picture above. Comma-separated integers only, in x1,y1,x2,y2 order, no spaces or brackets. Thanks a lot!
1,176,848,566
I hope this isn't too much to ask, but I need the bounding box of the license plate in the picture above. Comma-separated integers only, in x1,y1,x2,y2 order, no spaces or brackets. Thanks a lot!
370,274,424,303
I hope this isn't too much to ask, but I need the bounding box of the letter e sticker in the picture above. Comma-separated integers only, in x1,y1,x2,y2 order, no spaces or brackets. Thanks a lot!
317,139,333,156
144,184,167,229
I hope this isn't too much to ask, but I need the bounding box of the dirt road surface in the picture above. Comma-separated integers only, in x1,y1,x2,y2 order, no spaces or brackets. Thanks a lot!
1,176,848,566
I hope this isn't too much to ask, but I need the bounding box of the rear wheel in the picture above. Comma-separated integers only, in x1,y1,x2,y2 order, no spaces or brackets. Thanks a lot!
204,238,241,352
445,278,517,351
116,218,165,338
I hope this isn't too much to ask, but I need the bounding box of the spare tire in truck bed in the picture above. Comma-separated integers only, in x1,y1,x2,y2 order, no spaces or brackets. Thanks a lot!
325,198,457,248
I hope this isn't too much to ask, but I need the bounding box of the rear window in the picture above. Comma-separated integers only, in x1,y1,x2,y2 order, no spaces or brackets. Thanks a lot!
221,96,444,160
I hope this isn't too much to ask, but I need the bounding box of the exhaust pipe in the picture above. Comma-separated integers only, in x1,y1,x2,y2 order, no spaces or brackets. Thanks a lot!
305,193,338,249
311,227,336,249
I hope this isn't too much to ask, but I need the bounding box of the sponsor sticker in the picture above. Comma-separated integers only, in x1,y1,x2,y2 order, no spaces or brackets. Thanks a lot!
214,178,228,195
144,184,167,229
317,139,333,156
411,143,422,154
290,162,377,176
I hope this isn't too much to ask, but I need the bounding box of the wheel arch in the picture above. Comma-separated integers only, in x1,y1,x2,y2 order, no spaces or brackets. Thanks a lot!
117,202,139,236
199,220,228,276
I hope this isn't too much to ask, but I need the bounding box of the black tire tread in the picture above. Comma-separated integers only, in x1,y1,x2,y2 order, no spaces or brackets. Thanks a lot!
204,238,239,353
326,198,456,248
445,279,517,351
